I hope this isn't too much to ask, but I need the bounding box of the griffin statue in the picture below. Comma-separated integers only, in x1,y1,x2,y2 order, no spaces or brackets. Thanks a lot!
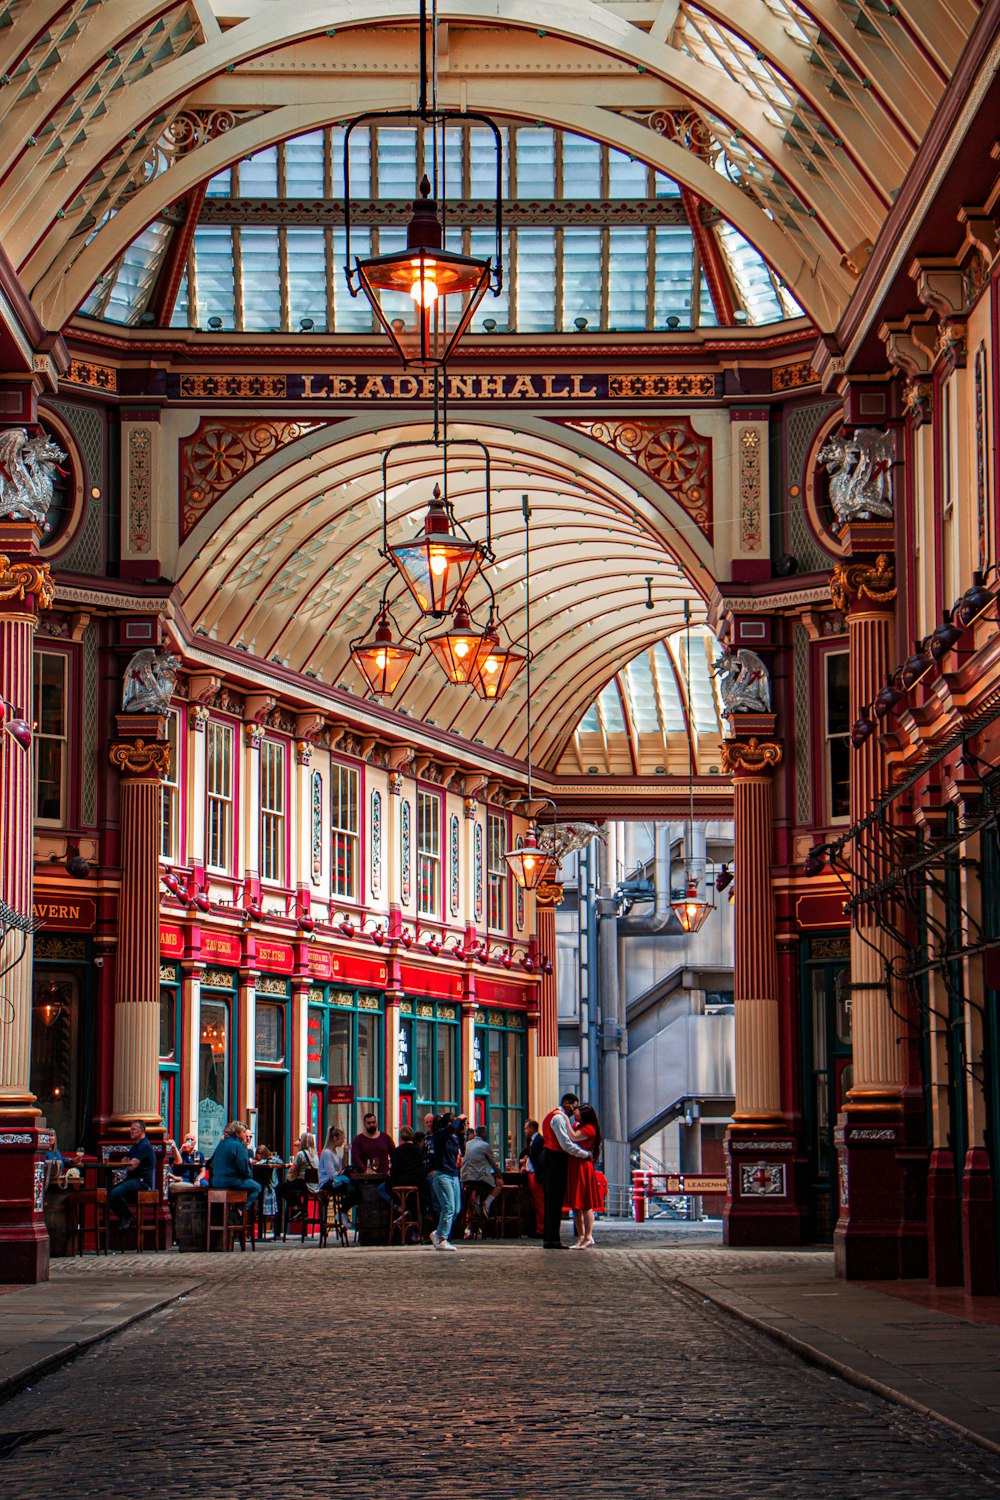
817,427,894,523
122,648,181,715
0,427,68,528
712,647,771,717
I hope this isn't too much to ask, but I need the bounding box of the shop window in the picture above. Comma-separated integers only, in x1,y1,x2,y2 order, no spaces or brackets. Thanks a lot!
160,710,180,861
402,1002,459,1122
332,762,359,901
31,971,79,1153
255,1001,285,1064
260,739,286,883
313,989,383,1138
159,963,180,1140
487,812,508,932
198,996,230,1155
206,721,234,872
417,790,441,918
474,1008,526,1164
33,650,67,825
824,651,850,823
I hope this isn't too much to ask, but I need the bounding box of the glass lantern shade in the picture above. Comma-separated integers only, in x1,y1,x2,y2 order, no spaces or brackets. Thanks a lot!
387,485,486,617
470,640,526,701
353,178,493,369
426,606,496,686
670,878,715,934
349,612,417,696
504,826,558,892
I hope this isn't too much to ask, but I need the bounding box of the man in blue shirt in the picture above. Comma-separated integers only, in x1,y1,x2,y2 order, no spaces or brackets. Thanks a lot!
209,1120,261,1212
108,1119,157,1232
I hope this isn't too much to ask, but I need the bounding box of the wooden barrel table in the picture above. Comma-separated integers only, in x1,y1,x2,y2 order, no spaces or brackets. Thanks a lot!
171,1183,209,1251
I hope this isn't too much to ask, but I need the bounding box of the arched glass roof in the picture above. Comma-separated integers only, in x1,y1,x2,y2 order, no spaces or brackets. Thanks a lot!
81,121,803,334
561,627,725,777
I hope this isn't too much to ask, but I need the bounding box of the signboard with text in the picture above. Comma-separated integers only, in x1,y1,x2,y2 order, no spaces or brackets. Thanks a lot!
327,1085,355,1104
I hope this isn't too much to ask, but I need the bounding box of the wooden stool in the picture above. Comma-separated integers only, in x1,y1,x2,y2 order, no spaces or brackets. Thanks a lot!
462,1183,488,1240
206,1189,252,1252
319,1187,351,1247
73,1188,108,1256
135,1190,160,1253
491,1183,522,1239
388,1185,421,1246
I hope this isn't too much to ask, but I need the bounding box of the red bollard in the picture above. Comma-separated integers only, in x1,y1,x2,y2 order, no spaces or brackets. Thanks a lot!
632,1169,646,1222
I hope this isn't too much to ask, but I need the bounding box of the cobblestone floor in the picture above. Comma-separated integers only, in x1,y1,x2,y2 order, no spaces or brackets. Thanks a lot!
0,1230,998,1499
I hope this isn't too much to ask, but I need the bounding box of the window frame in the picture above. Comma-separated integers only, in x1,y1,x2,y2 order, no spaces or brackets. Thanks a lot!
259,736,287,886
205,719,235,874
160,707,181,863
487,809,509,934
32,647,69,827
822,648,850,826
416,787,443,920
331,759,361,904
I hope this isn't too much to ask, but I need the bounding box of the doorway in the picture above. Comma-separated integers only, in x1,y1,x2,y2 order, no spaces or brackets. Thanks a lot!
801,935,852,1241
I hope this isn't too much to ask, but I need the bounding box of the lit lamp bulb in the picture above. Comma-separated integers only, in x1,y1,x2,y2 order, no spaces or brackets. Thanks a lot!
454,639,469,659
429,547,449,577
409,261,439,306
374,650,388,670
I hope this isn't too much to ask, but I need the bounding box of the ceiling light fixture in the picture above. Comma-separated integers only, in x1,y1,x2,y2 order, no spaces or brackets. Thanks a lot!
669,601,715,934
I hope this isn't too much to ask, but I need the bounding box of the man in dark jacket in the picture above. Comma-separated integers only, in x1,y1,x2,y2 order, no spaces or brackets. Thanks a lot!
210,1120,260,1213
380,1125,429,1221
430,1112,466,1251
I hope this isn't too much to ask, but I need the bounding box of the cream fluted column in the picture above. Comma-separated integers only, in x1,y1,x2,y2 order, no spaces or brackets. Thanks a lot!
0,543,53,1115
534,903,559,1117
728,752,784,1121
109,728,170,1124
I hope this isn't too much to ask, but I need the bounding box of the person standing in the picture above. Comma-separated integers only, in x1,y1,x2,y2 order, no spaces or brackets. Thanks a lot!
421,1111,439,1212
566,1103,603,1249
538,1094,590,1249
107,1120,157,1233
430,1112,466,1251
520,1119,545,1237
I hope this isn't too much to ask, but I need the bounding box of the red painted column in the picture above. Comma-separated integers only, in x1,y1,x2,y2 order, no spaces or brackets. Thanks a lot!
0,522,56,1282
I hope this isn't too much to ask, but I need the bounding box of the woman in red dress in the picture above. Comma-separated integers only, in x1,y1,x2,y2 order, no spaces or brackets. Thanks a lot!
565,1104,603,1249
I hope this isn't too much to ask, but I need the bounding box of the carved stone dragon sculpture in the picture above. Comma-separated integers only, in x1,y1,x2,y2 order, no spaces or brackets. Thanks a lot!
0,427,68,528
712,647,771,716
817,427,894,523
122,649,181,715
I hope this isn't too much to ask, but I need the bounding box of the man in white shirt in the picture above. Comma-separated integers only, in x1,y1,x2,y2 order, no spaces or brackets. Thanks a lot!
538,1094,590,1249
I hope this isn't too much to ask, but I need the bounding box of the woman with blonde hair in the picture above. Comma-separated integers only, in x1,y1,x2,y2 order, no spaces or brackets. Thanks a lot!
277,1129,320,1234
319,1125,356,1206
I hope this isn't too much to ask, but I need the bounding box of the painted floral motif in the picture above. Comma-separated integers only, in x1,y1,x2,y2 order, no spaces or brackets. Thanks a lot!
474,823,484,923
401,798,411,905
449,814,460,918
371,789,382,899
515,834,525,932
311,771,323,885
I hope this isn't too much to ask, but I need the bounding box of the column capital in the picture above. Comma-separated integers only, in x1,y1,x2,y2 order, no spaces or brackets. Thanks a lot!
0,552,54,615
244,721,266,750
829,553,896,614
295,739,312,767
721,737,782,775
109,738,171,780
189,704,210,732
463,795,478,819
388,771,404,796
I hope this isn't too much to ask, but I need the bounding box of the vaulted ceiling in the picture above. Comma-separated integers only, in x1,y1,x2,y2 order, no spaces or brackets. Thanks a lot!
0,0,978,334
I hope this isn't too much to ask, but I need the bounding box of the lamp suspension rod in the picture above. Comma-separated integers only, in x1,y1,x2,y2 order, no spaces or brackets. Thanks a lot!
418,0,428,116
684,598,694,872
523,491,532,806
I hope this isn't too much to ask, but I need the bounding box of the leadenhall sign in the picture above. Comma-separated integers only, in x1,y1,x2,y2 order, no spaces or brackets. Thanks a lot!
166,370,722,403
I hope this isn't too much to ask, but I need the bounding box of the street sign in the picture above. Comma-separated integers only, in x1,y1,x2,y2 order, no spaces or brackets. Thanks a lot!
666,1174,726,1194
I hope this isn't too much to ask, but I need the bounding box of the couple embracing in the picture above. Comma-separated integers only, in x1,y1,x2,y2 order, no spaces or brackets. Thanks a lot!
538,1092,603,1251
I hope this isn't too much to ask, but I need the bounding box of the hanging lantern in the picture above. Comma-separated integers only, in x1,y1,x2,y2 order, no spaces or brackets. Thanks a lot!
351,177,494,370
349,610,418,697
470,623,526,702
0,697,31,750
387,484,486,618
426,605,496,686
504,824,558,892
35,981,65,1028
670,877,715,934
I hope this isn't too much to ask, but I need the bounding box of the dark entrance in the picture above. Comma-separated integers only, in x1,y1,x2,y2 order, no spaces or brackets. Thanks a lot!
800,934,852,1241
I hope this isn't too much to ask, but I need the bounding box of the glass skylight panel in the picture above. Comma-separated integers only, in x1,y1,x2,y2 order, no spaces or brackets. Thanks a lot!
607,227,648,330
579,702,600,733
599,682,625,733
470,227,509,327
718,221,783,322
561,228,601,331
422,127,463,198
284,131,325,197
103,220,171,323
653,225,694,327
470,126,509,197
206,166,232,197
515,228,556,332
286,227,328,330
607,148,648,197
654,171,681,198
332,228,374,331
237,145,278,196
170,266,189,328
194,224,236,328
240,227,281,329
562,135,601,198
516,128,556,197
332,126,371,198
652,642,686,731
379,128,418,197
699,276,719,326
624,653,660,733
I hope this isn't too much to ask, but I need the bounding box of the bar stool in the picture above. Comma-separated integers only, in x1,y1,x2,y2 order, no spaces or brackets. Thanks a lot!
135,1190,160,1253
206,1189,252,1251
491,1183,522,1239
73,1188,108,1256
388,1185,421,1246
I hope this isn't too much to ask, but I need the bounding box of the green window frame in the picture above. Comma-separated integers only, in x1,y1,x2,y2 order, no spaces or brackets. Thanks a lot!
473,1007,527,1165
306,986,383,1139
399,999,460,1126
159,961,182,1139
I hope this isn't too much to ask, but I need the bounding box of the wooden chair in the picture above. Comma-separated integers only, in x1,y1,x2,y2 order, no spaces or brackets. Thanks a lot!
73,1188,108,1256
387,1185,422,1246
135,1190,160,1253
206,1189,252,1252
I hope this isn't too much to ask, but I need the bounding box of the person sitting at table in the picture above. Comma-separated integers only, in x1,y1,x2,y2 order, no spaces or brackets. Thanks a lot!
350,1112,394,1174
379,1125,427,1216
460,1125,502,1230
108,1119,157,1233
277,1131,320,1226
166,1133,207,1185
319,1126,357,1207
209,1120,261,1219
